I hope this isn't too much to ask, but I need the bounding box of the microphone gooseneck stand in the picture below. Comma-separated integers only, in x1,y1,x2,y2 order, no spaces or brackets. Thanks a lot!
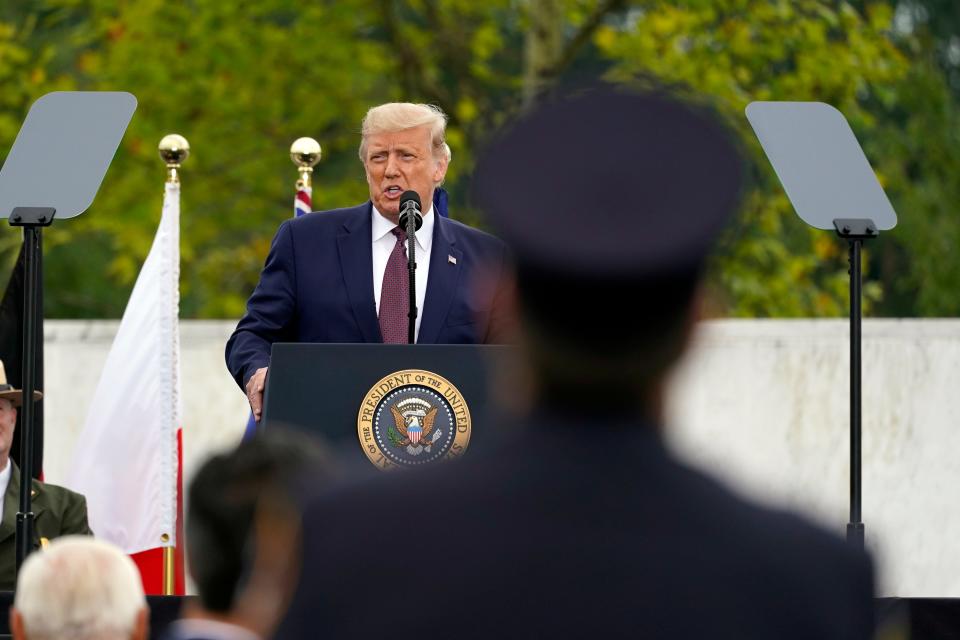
398,193,423,345
405,209,417,344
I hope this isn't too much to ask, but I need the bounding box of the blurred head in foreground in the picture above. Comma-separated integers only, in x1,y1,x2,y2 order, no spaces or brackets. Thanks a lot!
181,428,333,639
11,536,147,640
474,84,742,420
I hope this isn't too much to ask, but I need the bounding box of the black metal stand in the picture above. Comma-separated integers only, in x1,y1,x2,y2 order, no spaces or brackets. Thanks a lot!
833,218,876,550
9,206,54,573
405,215,418,345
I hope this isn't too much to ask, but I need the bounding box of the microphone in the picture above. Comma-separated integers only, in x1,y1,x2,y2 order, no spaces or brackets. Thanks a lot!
398,190,422,344
399,190,423,232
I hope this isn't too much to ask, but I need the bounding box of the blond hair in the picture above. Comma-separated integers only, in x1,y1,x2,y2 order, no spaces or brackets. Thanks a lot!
359,102,449,162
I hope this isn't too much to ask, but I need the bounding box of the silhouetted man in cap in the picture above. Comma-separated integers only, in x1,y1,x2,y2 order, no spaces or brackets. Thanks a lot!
277,85,874,639
166,430,333,640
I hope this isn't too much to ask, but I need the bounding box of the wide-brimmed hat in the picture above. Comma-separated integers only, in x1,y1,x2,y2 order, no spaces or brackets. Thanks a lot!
0,360,43,407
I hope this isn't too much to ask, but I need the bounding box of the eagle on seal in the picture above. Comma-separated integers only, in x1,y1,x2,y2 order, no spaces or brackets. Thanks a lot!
390,402,438,447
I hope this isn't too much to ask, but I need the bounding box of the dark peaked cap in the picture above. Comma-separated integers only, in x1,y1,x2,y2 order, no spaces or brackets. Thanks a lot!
474,85,744,278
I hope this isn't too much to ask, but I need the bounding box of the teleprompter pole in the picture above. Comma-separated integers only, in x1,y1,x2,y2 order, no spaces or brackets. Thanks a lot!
834,218,876,550
10,206,55,572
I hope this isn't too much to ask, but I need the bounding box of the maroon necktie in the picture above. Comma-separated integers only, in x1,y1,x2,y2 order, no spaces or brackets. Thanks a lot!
379,227,409,343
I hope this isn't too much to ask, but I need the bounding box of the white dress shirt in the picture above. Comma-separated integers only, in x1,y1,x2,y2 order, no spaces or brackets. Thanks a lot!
0,459,11,518
371,204,434,342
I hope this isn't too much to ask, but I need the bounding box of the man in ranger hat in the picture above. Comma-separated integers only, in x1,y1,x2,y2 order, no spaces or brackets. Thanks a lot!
0,360,92,589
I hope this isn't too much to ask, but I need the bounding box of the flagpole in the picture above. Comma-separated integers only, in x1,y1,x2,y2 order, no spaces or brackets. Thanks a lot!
158,134,188,596
159,134,189,185
242,137,321,439
163,544,175,595
290,137,321,193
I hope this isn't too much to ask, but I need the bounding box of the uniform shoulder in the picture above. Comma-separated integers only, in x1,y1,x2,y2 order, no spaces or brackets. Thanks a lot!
30,478,86,505
29,477,93,536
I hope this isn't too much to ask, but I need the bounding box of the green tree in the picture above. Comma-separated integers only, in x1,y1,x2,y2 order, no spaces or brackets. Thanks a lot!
0,11,75,265
13,0,394,317
1,0,958,318
11,0,629,318
594,0,912,315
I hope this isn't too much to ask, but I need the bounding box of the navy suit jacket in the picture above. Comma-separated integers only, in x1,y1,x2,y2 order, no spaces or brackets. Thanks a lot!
226,202,511,389
278,413,874,639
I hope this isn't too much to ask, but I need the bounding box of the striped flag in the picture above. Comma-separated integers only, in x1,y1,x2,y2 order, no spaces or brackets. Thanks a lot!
67,181,185,595
295,184,312,217
243,184,313,439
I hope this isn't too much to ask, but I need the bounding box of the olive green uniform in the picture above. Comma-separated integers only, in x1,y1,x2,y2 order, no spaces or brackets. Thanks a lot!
0,463,93,590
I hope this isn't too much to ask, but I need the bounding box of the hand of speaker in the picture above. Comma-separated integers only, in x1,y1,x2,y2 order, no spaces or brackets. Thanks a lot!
246,366,268,422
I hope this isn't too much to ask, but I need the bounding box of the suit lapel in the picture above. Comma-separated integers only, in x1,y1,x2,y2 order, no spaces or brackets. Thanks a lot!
418,216,462,344
0,464,18,543
0,464,41,543
337,203,382,343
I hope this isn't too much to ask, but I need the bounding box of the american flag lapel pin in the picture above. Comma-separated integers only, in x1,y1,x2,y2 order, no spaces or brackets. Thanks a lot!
448,255,457,265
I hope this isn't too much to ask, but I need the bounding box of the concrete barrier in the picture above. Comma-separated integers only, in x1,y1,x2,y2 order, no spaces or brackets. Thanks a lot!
38,318,960,596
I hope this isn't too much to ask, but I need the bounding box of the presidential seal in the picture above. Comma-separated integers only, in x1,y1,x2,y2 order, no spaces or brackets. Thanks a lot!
357,369,471,470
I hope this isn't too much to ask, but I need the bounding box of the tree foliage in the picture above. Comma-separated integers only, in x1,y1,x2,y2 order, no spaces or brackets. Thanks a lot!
0,0,958,318
595,1,907,315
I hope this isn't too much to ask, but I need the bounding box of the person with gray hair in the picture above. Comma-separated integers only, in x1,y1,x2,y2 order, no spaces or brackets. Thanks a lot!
227,102,514,420
10,536,148,640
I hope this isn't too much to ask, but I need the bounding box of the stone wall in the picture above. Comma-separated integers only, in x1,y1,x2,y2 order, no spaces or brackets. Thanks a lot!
39,319,960,596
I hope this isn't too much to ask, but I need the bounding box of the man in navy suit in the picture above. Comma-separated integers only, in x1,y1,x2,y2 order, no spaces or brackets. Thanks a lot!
276,86,875,639
226,103,512,419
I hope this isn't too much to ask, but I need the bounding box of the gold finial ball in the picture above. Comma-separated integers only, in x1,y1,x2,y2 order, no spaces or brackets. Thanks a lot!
290,137,322,168
158,134,190,165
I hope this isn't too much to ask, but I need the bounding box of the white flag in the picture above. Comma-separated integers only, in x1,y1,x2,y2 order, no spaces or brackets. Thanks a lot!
67,182,181,555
